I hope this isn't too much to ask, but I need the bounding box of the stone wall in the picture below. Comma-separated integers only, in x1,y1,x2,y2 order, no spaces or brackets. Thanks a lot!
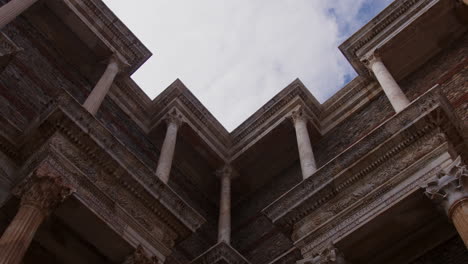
0,15,159,170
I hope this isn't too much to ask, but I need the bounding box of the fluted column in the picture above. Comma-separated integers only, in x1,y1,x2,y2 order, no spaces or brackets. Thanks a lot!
123,245,159,264
0,165,73,264
216,165,234,244
83,55,127,115
425,156,468,248
291,108,317,179
155,111,184,184
362,53,410,113
297,245,348,264
0,0,38,29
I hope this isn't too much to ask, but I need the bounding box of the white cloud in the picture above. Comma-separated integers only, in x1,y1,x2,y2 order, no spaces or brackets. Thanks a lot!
102,0,391,131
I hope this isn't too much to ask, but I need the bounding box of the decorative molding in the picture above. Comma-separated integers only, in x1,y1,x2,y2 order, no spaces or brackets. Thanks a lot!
262,86,448,227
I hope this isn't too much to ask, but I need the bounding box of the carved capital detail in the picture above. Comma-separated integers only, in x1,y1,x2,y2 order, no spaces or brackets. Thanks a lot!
424,156,468,216
165,109,185,128
13,163,74,215
216,164,238,179
297,245,347,264
290,107,309,125
124,245,159,264
108,53,131,74
360,51,382,69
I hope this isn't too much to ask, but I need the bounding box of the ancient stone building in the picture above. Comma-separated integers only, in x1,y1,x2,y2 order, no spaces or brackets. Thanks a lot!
0,0,467,263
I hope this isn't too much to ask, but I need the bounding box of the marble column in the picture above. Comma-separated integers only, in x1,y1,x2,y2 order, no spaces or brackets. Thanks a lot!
363,53,410,113
291,108,317,179
297,245,348,264
83,55,127,115
216,165,234,244
425,156,468,248
0,0,38,29
155,111,184,184
123,245,159,264
0,165,73,264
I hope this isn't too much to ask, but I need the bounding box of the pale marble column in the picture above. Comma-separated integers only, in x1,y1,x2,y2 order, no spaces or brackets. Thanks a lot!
0,165,73,264
155,111,184,184
0,0,38,29
216,165,233,244
425,156,468,248
123,245,159,264
363,53,410,113
297,245,348,264
291,108,317,179
83,55,126,115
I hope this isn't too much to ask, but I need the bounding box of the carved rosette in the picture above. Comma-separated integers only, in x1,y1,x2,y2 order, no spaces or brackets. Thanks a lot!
13,163,74,215
124,245,159,264
424,156,468,217
165,109,185,128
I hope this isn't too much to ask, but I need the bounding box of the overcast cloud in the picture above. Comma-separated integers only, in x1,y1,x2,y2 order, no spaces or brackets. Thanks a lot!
102,0,392,131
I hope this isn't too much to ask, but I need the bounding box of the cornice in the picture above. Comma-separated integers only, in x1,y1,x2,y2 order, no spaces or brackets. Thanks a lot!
298,142,452,257
55,0,152,74
261,85,461,228
190,242,251,264
339,0,435,75
6,90,206,238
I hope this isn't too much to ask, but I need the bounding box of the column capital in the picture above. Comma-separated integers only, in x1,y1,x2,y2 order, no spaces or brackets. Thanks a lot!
360,51,382,69
424,156,468,217
290,107,309,125
107,53,130,74
165,109,185,128
13,163,74,216
123,245,159,264
215,164,238,179
297,245,347,264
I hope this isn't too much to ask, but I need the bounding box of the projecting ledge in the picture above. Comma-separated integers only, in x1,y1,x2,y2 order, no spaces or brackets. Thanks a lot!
261,85,462,229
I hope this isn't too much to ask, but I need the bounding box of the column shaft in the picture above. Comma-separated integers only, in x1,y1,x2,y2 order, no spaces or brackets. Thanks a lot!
0,0,38,29
218,173,231,244
294,117,317,179
83,57,120,114
156,122,179,184
451,199,468,248
370,58,410,112
0,205,45,264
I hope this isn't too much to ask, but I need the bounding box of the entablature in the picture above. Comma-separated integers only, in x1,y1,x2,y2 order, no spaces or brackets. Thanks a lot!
0,90,206,244
261,85,466,233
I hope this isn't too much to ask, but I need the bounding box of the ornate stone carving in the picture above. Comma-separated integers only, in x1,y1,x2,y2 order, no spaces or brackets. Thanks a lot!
290,107,309,125
297,245,347,264
215,164,238,179
424,156,467,216
13,162,74,215
360,51,382,69
124,245,159,264
165,109,185,128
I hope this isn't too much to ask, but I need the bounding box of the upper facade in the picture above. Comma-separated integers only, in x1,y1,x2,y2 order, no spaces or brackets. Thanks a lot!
0,0,467,263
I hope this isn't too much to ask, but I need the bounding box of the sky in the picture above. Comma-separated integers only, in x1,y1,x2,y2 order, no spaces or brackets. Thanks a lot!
102,0,393,131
